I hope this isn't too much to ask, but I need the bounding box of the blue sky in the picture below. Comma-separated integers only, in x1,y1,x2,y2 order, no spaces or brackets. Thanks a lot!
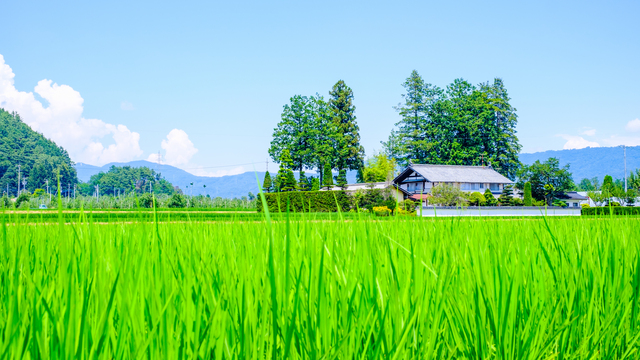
1,0,638,176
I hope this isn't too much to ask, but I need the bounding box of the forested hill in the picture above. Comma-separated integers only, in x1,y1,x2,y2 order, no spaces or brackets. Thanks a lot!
520,146,640,182
0,108,78,195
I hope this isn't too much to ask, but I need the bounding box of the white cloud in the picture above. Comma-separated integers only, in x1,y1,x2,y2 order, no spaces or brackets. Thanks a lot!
120,101,135,111
190,166,246,177
158,129,198,166
626,119,640,132
580,128,596,136
0,54,142,165
601,135,640,147
558,135,600,150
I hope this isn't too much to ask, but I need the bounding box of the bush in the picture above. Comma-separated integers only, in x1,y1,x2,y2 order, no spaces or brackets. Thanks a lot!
15,192,30,209
511,198,524,206
166,193,187,208
138,193,154,208
483,189,497,206
353,188,387,212
257,191,351,213
581,203,590,209
0,195,10,209
552,200,568,208
582,207,640,215
523,182,532,206
397,199,417,212
33,189,46,198
469,192,486,206
431,184,469,207
372,206,391,217
610,202,620,207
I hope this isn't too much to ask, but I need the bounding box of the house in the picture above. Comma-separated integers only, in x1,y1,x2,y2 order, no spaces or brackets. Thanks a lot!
558,192,589,208
393,164,513,202
320,182,408,202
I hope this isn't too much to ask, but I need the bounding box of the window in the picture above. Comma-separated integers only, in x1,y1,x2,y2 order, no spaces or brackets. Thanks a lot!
461,183,482,190
490,183,500,191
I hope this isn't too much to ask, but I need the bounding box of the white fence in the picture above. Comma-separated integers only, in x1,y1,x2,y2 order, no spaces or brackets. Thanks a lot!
419,206,582,217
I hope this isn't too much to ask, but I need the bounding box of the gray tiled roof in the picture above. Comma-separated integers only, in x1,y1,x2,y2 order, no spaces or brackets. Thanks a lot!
409,164,513,184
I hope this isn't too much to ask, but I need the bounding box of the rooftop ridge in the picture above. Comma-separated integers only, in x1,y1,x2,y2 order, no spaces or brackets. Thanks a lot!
411,164,493,169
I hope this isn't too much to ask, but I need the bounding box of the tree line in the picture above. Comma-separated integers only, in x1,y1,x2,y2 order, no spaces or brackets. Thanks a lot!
266,72,523,193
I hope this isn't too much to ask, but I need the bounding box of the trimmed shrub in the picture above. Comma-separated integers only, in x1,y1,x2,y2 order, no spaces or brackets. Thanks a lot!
582,207,640,215
397,199,417,212
523,182,532,206
581,203,590,209
257,191,351,213
469,192,486,206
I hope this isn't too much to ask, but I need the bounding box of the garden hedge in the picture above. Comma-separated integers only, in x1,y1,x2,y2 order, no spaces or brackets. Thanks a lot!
256,191,352,213
582,207,640,215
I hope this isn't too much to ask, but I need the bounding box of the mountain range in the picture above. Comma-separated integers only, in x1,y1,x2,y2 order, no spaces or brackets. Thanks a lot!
76,161,358,199
75,146,638,199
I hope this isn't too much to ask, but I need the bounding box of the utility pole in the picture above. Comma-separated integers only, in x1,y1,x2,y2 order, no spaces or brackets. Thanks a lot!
68,183,70,199
46,180,50,202
74,184,76,199
17,165,21,195
624,145,627,192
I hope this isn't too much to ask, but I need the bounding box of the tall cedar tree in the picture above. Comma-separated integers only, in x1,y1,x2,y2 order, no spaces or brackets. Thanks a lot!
384,71,521,179
269,95,316,172
262,171,272,193
329,81,365,175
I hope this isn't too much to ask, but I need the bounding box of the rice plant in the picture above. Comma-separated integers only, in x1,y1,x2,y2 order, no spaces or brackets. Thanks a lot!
1,211,640,358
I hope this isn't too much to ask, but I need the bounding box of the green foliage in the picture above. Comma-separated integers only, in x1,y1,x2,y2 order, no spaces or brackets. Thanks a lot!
0,195,10,209
397,199,417,212
577,177,600,191
269,95,319,171
329,80,365,172
83,165,176,196
353,188,387,212
469,192,487,206
582,206,640,215
15,192,30,209
33,188,46,197
498,184,515,206
336,169,347,189
0,109,78,195
363,152,397,183
310,177,320,191
517,157,575,205
552,199,568,208
430,184,469,206
483,188,498,206
262,171,273,193
138,193,154,208
297,171,308,191
322,162,334,188
256,191,351,213
166,193,187,208
384,72,521,179
629,169,640,191
523,182,532,206
603,175,613,191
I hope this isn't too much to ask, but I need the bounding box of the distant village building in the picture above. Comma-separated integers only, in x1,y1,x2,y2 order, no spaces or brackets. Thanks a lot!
320,182,408,202
392,164,513,202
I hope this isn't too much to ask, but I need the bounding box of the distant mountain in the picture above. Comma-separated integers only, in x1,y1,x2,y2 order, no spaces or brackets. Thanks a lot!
520,146,639,181
75,161,358,199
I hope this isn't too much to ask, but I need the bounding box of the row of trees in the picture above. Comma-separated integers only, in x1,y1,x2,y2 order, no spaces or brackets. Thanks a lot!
384,71,522,179
268,80,365,190
79,166,177,196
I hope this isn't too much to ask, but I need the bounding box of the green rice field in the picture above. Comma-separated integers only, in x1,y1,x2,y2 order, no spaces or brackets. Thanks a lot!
2,210,640,358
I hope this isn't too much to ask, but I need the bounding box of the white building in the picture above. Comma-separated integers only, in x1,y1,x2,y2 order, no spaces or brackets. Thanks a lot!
321,182,408,202
393,164,513,201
